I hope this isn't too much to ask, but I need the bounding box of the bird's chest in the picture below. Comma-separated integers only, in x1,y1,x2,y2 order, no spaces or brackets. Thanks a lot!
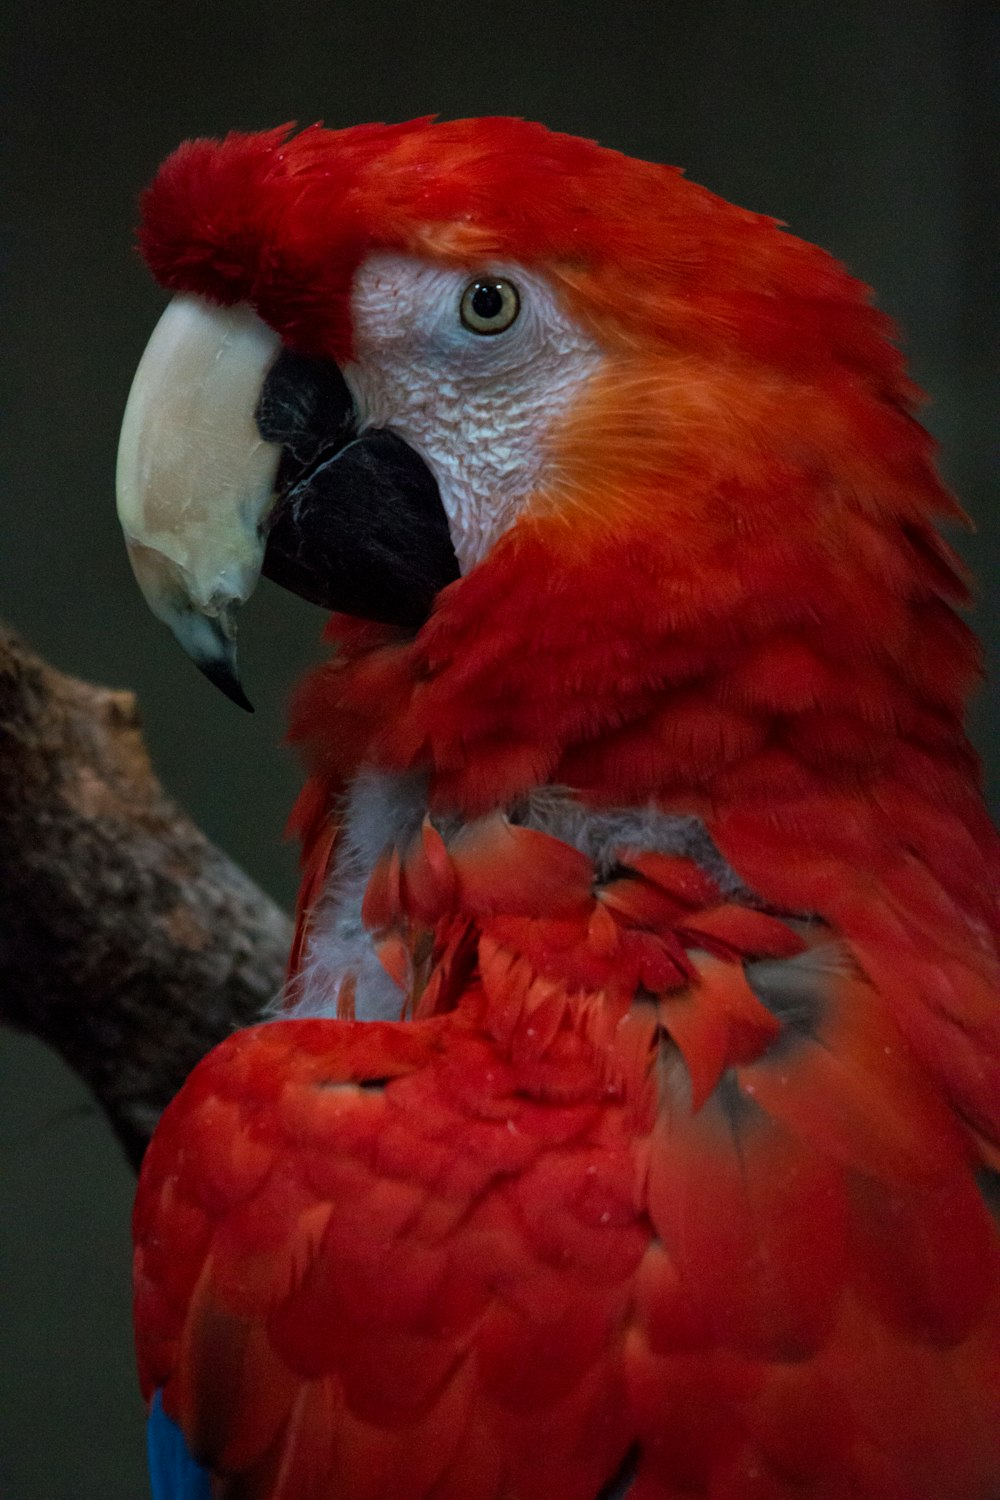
287,767,756,1028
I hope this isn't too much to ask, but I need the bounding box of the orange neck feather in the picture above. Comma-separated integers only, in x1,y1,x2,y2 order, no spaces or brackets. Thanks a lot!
291,347,989,869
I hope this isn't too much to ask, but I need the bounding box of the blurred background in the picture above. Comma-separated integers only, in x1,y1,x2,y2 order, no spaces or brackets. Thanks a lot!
2,0,996,1494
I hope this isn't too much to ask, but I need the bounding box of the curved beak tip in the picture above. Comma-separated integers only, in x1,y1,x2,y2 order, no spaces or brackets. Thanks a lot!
168,607,255,712
195,655,255,714
165,603,256,713
123,536,255,711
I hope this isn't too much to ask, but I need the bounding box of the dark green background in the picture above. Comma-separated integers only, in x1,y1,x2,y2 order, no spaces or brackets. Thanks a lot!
2,2,996,1495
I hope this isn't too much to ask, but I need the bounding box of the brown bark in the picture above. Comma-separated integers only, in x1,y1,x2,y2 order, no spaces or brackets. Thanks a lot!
0,626,292,1169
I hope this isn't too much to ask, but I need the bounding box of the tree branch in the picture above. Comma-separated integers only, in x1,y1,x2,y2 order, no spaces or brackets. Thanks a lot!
0,626,293,1168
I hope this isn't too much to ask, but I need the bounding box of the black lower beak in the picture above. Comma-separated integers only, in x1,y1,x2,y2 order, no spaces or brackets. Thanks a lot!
256,350,460,629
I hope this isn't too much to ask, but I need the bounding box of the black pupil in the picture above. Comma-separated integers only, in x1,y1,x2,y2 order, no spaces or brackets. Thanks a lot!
471,283,504,320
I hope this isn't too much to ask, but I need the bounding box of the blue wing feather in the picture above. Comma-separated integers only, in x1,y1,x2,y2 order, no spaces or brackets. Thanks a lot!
144,1381,634,1499
147,1390,212,1500
596,1445,637,1498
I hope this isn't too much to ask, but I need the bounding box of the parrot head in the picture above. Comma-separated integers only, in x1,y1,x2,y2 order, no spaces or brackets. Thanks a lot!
118,116,974,814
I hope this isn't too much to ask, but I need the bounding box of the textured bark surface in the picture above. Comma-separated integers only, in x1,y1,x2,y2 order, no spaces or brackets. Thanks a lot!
0,626,292,1168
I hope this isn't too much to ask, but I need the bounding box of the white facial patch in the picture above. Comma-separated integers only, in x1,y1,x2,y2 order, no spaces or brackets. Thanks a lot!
345,252,605,570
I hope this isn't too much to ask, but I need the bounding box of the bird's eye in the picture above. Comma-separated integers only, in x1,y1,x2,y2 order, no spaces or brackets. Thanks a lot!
460,278,521,335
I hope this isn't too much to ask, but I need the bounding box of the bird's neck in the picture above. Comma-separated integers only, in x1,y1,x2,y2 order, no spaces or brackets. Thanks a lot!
284,533,1000,1027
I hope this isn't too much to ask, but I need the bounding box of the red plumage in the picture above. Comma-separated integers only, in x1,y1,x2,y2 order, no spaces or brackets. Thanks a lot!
132,117,1000,1498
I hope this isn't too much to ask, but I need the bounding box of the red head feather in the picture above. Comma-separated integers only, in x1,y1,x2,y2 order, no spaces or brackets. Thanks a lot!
141,116,905,383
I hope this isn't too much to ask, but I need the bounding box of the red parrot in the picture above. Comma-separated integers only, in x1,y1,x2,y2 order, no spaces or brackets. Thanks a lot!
117,117,1000,1500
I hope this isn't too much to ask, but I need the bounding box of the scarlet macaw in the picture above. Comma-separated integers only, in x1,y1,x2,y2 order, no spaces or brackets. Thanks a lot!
117,118,1000,1499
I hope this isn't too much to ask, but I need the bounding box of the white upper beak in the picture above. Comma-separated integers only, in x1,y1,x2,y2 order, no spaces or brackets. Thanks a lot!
115,294,282,704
